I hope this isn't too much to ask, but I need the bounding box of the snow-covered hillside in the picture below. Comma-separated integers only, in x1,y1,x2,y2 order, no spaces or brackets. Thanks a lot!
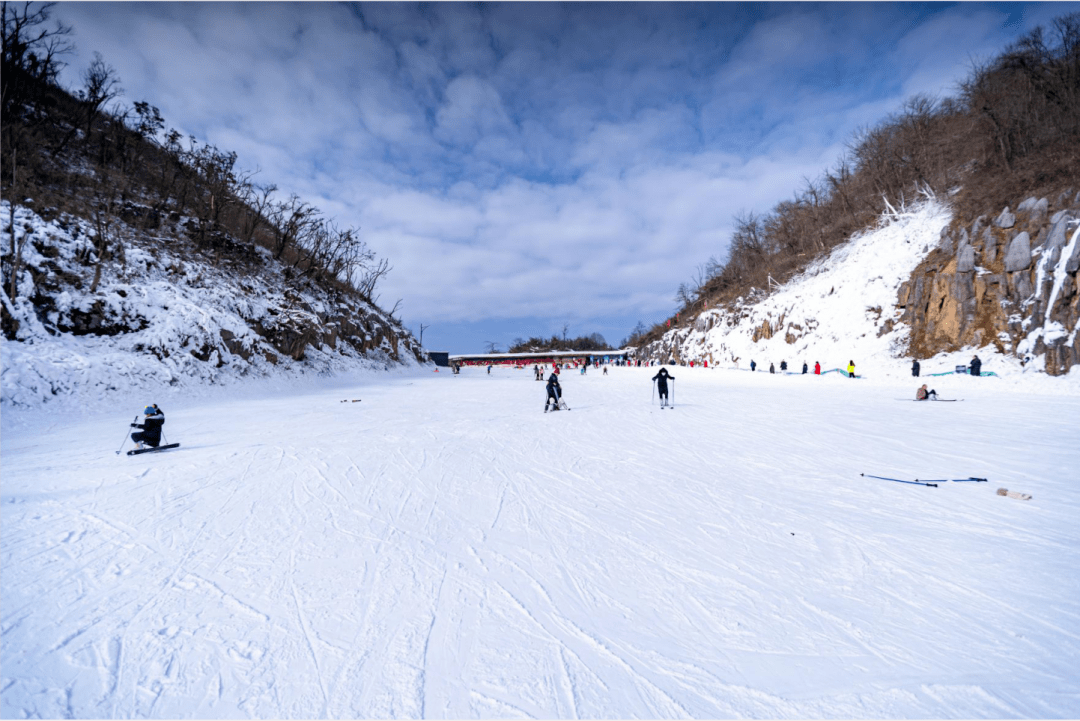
3,365,1078,718
641,200,1080,394
1,201,424,414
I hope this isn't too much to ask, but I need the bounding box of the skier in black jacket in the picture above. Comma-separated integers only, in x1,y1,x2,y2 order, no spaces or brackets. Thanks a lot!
544,373,563,412
652,368,674,406
131,404,165,448
912,359,921,377
970,355,982,377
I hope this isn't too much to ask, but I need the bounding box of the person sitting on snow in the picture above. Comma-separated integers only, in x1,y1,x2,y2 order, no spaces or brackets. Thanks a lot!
916,384,938,401
545,373,563,412
131,404,165,448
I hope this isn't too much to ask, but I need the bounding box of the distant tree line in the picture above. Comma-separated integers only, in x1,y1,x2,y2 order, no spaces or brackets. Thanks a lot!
508,326,612,353
2,2,392,312
633,11,1080,348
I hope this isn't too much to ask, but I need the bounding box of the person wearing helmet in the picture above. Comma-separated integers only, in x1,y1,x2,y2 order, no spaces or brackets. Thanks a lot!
544,372,563,412
131,404,165,449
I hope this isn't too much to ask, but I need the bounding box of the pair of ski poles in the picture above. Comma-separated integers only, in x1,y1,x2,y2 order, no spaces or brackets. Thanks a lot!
861,473,988,488
116,416,169,454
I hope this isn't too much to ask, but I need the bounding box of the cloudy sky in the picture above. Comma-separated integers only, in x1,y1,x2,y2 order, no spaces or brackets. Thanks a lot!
52,1,1073,353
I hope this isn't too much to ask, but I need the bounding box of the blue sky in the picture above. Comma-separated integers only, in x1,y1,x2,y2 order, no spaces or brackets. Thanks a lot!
52,1,1076,353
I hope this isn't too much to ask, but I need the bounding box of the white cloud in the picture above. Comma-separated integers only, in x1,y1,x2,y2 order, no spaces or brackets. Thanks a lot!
48,2,1072,350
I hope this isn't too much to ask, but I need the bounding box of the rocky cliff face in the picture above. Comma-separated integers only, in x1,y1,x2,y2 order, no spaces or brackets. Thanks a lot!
899,190,1080,375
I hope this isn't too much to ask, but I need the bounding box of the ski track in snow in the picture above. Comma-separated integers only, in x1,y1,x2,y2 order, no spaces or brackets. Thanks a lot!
2,366,1079,719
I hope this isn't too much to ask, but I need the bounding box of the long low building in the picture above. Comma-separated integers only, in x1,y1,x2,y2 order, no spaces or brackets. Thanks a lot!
433,349,632,367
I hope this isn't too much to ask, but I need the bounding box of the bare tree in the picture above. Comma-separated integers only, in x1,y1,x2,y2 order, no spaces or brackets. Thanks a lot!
6,144,24,304
354,256,391,300
2,1,74,120
484,340,500,354
237,179,276,245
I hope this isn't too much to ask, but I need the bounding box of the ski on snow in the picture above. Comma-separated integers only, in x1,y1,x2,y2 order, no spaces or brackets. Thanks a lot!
896,398,963,402
127,443,181,456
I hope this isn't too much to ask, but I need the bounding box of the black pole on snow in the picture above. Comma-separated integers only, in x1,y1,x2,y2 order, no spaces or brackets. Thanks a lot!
116,415,137,455
652,379,655,405
861,473,938,487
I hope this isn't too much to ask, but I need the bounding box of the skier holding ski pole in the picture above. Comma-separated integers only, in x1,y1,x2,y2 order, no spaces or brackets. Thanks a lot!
130,404,165,450
544,372,563,412
652,367,674,408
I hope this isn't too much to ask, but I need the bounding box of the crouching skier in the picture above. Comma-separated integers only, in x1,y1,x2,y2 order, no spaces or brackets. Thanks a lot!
544,373,563,412
131,404,165,449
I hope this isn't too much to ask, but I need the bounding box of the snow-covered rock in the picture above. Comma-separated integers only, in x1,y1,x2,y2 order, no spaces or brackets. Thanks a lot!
1,201,425,414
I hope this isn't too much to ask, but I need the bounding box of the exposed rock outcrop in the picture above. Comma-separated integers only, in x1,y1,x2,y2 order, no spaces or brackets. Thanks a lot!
900,192,1079,375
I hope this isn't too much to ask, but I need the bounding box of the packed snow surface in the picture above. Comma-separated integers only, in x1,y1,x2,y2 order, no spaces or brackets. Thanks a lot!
2,365,1079,718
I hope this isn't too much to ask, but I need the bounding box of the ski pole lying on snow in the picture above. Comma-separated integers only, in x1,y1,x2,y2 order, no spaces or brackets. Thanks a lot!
861,473,939,487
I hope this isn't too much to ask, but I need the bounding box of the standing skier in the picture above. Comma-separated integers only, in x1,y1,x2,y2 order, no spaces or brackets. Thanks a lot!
847,360,856,378
802,361,808,374
544,372,563,412
652,367,674,407
769,363,775,374
912,359,921,377
750,360,757,372
970,355,982,377
131,404,165,449
814,361,821,375
780,360,787,372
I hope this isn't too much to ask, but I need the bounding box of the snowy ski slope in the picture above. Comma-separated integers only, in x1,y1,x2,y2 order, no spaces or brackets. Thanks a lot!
2,365,1078,718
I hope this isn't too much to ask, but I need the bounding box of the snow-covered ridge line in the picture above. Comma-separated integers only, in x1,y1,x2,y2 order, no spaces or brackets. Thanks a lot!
639,199,1080,394
1,201,425,415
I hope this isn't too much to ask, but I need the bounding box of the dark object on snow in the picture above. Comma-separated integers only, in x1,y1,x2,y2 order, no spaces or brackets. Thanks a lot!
970,355,982,377
802,362,808,374
769,363,775,374
912,359,920,377
131,405,164,447
545,373,562,411
780,360,787,371
652,368,674,400
861,473,938,488
750,360,756,372
128,443,181,456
